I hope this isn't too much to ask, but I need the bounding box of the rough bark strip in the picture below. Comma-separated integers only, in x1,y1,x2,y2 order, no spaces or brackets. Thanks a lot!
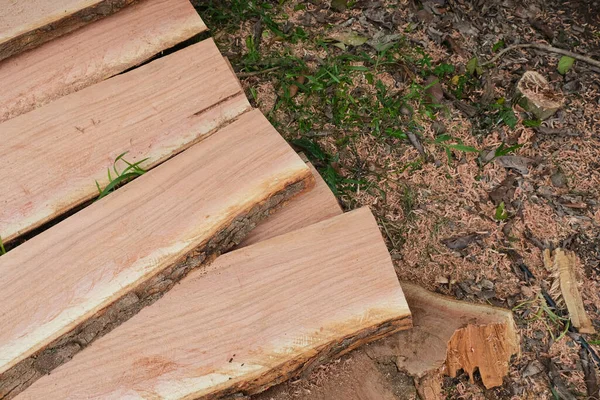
0,0,138,61
0,0,206,123
238,163,342,247
19,208,412,399
224,316,412,399
0,109,313,398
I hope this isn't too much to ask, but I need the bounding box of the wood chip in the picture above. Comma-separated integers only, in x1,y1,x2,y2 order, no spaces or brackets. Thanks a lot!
552,248,596,334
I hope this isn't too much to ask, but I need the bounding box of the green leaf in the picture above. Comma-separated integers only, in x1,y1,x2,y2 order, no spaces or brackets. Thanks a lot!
446,143,479,153
500,108,517,129
466,57,482,76
434,134,452,143
523,119,542,127
321,164,340,196
290,138,328,161
494,143,523,158
0,236,6,256
495,202,509,221
557,56,575,75
492,40,505,52
433,63,455,77
385,128,407,139
97,172,142,200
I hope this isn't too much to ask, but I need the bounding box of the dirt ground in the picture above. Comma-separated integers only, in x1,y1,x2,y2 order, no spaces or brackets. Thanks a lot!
195,0,600,398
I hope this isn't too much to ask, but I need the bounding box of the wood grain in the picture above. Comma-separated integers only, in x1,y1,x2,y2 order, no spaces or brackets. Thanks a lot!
0,38,251,244
239,163,342,247
19,208,411,399
0,0,206,123
0,109,313,399
0,0,138,61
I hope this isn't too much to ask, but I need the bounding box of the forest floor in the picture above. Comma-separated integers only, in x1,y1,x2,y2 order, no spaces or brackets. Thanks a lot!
194,0,600,398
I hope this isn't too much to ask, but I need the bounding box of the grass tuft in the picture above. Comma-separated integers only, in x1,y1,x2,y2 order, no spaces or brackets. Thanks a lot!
95,152,148,201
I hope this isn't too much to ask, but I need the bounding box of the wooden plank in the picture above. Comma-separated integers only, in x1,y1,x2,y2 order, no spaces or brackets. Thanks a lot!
0,109,314,399
0,0,138,61
18,208,412,399
0,0,206,123
239,162,342,247
0,38,251,244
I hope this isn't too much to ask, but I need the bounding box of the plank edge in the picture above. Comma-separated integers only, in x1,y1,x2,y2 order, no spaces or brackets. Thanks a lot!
215,314,413,399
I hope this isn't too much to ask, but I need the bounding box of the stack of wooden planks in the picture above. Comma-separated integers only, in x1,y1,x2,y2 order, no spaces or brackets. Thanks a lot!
0,1,412,399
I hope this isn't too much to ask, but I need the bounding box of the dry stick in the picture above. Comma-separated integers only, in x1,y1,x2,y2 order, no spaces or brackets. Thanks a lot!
237,66,281,78
406,131,427,159
482,43,600,70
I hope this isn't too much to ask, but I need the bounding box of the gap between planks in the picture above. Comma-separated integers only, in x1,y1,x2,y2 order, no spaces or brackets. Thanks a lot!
0,0,206,123
0,38,250,244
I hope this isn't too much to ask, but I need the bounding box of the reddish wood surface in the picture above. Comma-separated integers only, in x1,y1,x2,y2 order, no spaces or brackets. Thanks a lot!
0,0,206,123
0,110,312,398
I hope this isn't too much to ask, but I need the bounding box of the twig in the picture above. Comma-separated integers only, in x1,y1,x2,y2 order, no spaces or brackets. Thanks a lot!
237,66,281,78
482,43,600,69
406,131,427,159
579,346,599,398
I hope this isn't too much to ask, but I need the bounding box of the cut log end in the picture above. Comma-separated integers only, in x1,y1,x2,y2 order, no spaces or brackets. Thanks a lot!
377,282,520,392
0,177,313,400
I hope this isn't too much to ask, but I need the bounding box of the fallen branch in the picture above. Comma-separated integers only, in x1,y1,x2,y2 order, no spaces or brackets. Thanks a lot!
482,43,600,70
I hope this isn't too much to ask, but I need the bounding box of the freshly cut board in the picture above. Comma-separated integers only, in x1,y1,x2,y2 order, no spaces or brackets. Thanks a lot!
19,208,412,399
0,0,137,61
239,162,342,247
0,38,250,244
0,109,313,399
0,0,206,123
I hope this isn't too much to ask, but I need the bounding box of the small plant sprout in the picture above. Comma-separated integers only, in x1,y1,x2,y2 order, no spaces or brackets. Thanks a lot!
95,152,148,201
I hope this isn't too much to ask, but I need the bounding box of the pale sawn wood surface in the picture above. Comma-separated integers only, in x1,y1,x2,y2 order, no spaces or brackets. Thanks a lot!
0,0,206,123
0,38,250,243
0,109,312,383
20,208,412,399
0,0,137,61
239,163,342,247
